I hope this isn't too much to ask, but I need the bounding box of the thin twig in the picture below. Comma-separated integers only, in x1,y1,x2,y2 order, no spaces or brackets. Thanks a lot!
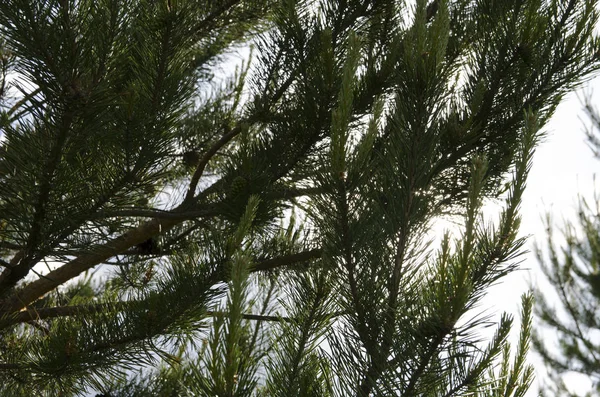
184,125,243,203
253,248,322,272
0,302,292,327
0,363,20,370
96,207,218,220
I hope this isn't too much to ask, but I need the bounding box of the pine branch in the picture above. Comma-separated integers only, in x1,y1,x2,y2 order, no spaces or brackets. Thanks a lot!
0,258,12,269
193,0,242,37
0,242,23,250
0,217,179,314
0,108,75,292
252,248,322,272
187,64,309,205
0,245,322,320
2,302,111,325
209,310,291,323
6,86,42,121
0,0,597,393
0,182,321,316
0,363,20,370
403,333,447,396
0,303,292,327
184,124,245,203
97,207,218,220
358,166,415,396
553,260,600,364
98,186,323,223
0,175,138,295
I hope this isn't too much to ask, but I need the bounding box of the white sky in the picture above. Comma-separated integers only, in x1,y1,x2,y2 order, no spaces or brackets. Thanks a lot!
482,75,600,395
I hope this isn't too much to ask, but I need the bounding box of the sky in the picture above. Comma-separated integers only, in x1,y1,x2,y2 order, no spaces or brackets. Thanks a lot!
481,75,600,395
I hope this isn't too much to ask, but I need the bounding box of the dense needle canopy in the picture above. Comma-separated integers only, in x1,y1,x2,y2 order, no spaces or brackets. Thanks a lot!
0,0,598,396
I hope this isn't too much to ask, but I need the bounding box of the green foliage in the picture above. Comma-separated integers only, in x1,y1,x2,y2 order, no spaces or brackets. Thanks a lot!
0,0,597,395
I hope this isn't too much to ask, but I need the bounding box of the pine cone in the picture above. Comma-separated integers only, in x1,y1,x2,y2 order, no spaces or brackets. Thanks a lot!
515,43,532,65
229,176,248,198
426,0,439,21
136,238,159,255
587,272,600,299
182,151,200,168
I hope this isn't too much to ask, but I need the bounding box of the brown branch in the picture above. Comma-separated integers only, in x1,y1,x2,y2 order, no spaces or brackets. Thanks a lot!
0,302,291,328
0,173,148,296
0,258,13,269
194,0,241,37
80,246,322,269
0,9,327,320
263,186,325,201
252,248,322,272
0,239,322,320
1,303,111,326
184,125,243,203
207,310,291,323
6,87,42,121
0,217,180,314
0,185,322,314
403,333,447,396
0,242,23,250
0,363,20,370
96,207,218,220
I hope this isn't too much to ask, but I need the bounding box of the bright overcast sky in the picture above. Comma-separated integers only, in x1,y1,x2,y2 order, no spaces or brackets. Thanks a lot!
484,73,600,395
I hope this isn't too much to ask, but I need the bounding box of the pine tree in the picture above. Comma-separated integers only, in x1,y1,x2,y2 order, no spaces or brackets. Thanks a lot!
0,0,597,395
532,93,600,396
